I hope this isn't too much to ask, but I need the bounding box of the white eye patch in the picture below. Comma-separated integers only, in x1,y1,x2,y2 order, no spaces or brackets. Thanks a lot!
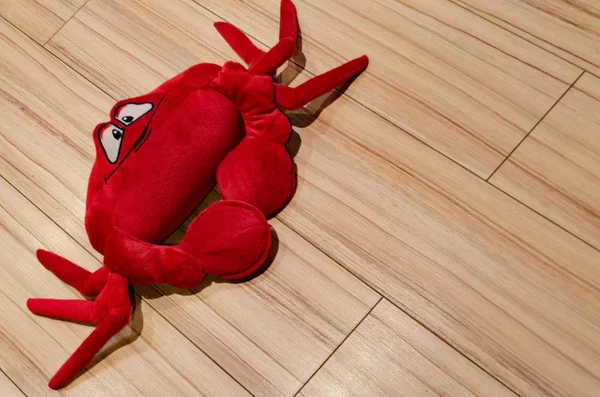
99,124,124,164
114,103,153,125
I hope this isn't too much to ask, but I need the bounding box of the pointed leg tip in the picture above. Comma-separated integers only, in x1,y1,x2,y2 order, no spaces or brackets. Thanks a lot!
357,55,369,68
26,298,45,315
35,249,49,260
48,376,64,390
35,249,56,270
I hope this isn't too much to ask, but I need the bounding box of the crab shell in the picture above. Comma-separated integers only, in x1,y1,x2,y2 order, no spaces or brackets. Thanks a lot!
86,63,245,254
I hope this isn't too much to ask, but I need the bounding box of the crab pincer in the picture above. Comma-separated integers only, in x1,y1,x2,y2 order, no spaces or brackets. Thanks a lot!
26,0,368,389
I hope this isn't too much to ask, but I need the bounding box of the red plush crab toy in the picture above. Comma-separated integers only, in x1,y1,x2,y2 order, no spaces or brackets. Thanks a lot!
27,0,367,389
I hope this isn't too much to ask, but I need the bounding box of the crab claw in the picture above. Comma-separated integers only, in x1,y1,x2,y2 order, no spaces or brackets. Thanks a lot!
27,272,130,389
102,200,271,289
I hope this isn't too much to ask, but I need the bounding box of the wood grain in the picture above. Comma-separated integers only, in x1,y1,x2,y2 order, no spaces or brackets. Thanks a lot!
278,79,600,397
0,176,251,396
0,370,24,397
46,0,249,98
0,14,109,262
491,72,600,249
455,0,600,76
0,14,379,396
39,0,600,395
0,0,85,44
299,299,517,397
152,191,380,396
186,0,582,177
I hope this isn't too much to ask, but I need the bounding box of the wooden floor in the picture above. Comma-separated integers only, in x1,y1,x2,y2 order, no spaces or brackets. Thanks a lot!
1,0,599,396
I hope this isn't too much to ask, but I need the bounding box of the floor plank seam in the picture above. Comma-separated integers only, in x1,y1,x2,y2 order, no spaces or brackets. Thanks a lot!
0,19,381,395
293,296,384,396
0,367,27,397
0,15,117,106
487,71,585,181
446,0,599,79
43,0,91,47
0,174,256,397
379,300,522,397
3,3,600,395
186,0,505,183
186,0,595,197
277,215,525,397
486,178,600,254
12,0,594,267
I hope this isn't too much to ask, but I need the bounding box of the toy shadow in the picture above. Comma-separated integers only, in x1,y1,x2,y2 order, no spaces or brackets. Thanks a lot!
276,21,356,129
138,23,354,301
137,227,279,299
67,290,144,387
123,19,360,373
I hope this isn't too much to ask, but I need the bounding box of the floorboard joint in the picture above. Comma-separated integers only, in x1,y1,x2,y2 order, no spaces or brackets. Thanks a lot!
487,71,585,181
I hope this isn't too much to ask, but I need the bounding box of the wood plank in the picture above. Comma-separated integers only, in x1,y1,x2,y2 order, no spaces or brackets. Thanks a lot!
0,370,25,397
152,191,380,396
23,1,600,395
0,14,110,261
490,72,600,249
455,0,600,76
0,0,84,44
183,0,582,177
0,177,251,396
46,0,248,98
278,83,600,397
299,299,516,397
0,16,380,396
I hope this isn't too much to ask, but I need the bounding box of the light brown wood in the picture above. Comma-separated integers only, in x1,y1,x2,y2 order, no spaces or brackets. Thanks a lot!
31,0,600,395
46,0,251,98
455,0,600,76
0,14,109,261
0,0,84,43
491,72,600,249
153,192,380,396
0,370,24,397
277,76,600,397
299,299,517,397
0,14,379,396
2,0,600,396
184,0,582,178
0,176,251,396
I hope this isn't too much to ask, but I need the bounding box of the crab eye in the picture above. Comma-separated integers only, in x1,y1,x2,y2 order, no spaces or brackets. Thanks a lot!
114,103,153,125
99,124,124,163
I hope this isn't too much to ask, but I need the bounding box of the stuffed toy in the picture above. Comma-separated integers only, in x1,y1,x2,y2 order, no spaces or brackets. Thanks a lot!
26,0,368,389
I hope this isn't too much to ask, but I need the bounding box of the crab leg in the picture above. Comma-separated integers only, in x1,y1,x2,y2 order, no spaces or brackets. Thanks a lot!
36,249,109,296
214,22,263,65
278,0,298,43
248,38,296,75
275,55,369,110
27,299,97,323
27,272,130,389
215,0,298,75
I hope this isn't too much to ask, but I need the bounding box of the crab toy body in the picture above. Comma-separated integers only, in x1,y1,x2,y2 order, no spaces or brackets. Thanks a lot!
27,0,367,389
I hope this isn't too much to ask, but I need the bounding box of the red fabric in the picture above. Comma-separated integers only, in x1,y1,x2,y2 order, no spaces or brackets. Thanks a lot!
27,0,368,389
103,200,270,288
217,138,295,216
27,272,130,389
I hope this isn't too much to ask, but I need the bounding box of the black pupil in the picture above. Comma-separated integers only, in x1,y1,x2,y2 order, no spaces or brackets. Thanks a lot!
122,115,134,123
112,129,122,140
